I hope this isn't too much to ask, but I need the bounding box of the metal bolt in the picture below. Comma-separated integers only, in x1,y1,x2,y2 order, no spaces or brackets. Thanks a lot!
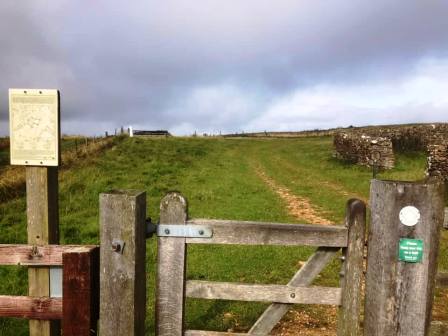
198,230,204,236
111,242,121,252
290,293,296,299
31,246,39,256
164,228,170,235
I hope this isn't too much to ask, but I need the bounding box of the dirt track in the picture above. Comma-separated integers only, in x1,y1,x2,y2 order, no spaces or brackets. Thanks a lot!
255,166,333,225
254,165,338,335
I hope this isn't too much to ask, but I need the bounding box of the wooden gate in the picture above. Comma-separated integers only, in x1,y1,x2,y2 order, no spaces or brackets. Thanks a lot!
155,193,366,336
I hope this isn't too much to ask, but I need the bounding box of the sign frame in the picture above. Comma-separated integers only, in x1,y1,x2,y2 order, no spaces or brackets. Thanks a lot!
9,88,60,166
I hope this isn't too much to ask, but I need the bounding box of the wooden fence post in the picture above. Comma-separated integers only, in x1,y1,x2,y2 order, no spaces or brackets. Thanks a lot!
337,199,366,336
26,166,60,336
156,192,188,336
99,190,146,336
364,179,445,336
62,246,99,335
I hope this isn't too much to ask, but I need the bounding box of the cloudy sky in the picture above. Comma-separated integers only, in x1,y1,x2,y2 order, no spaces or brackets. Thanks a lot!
1,1,448,135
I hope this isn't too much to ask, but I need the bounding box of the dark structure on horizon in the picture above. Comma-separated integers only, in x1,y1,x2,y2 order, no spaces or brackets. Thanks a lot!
133,130,171,137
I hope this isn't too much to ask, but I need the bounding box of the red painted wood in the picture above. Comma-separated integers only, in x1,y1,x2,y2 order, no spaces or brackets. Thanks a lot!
62,247,99,336
0,244,97,266
0,295,62,320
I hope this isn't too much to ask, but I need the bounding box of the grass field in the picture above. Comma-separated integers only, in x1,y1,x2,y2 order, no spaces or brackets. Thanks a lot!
0,136,446,335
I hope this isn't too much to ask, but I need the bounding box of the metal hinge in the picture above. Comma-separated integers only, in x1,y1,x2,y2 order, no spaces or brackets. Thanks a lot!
146,219,212,238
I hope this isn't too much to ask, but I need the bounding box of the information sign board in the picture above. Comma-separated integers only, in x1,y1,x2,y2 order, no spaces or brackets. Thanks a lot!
9,89,60,166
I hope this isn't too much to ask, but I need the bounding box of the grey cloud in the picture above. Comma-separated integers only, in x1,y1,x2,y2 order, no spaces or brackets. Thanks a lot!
1,1,448,135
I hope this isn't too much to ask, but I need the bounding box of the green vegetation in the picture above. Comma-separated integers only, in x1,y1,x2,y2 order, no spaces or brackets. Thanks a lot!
0,136,100,171
0,136,445,335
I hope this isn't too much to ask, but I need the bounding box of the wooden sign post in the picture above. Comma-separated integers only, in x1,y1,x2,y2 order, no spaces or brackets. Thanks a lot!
365,179,445,336
9,89,61,336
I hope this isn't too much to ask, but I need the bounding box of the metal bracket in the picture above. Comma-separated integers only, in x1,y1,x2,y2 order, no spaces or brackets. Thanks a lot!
157,224,212,238
145,218,212,238
146,218,156,238
50,267,63,298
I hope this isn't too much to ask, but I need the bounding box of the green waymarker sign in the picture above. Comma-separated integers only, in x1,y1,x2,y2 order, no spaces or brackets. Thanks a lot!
398,238,423,263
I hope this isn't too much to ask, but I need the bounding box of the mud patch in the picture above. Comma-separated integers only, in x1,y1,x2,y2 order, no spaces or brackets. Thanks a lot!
271,307,337,336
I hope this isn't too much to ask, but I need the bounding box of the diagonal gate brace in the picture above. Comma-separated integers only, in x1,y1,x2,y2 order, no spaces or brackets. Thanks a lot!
248,246,340,335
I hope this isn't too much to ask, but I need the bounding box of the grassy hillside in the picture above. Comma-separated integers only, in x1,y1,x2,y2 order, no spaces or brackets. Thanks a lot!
0,136,445,335
0,136,116,202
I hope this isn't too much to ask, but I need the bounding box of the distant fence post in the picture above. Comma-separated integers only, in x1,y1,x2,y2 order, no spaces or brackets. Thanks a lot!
99,190,146,336
337,199,366,336
156,192,188,336
365,179,445,336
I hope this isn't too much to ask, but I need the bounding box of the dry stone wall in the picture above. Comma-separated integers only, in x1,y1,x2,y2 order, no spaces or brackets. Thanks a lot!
334,133,394,169
333,123,448,180
427,140,448,180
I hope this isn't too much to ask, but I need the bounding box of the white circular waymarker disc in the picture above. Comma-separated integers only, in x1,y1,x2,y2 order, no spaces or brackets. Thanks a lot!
399,206,420,226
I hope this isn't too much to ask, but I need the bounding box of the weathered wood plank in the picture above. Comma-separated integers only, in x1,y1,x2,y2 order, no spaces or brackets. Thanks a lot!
364,180,445,336
0,244,97,266
185,331,247,336
248,246,340,334
26,166,60,335
186,281,342,305
186,219,347,247
62,247,99,336
436,272,448,288
99,190,146,336
0,295,62,320
156,192,188,336
337,199,366,336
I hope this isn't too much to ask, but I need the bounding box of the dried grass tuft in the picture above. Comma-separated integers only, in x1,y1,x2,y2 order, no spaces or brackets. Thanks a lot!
0,136,118,203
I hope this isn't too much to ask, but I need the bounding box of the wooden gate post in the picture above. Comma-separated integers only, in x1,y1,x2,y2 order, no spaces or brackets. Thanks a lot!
26,166,60,336
156,192,188,336
338,198,366,336
364,179,445,336
99,190,146,336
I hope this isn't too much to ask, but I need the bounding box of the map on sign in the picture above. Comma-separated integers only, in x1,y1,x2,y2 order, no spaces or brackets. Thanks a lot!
9,89,60,166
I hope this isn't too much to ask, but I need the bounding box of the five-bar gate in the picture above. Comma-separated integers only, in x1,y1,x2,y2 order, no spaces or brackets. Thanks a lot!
154,192,366,336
